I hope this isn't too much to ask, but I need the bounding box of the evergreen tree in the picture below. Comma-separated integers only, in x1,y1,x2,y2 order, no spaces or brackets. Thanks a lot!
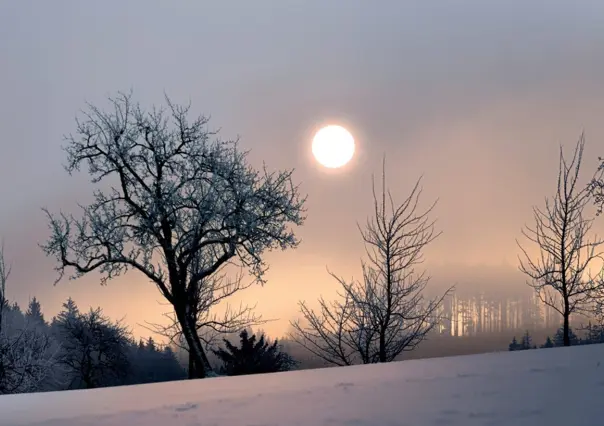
213,330,297,376
25,297,45,325
541,336,554,348
553,326,579,347
509,336,520,351
146,336,156,351
127,339,186,384
521,330,535,350
53,298,79,326
582,322,604,345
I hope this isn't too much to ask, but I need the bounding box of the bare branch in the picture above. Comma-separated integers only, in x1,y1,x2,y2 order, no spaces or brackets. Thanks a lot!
518,134,604,346
290,158,451,365
41,92,306,378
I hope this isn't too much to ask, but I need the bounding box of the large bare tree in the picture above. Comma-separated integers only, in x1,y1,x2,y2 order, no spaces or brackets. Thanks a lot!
290,162,451,365
41,92,306,378
518,135,604,346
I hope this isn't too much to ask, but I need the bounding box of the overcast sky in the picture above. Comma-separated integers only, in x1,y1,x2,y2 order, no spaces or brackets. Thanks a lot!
2,0,604,338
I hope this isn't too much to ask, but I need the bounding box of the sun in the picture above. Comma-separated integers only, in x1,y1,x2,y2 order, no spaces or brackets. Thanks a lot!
312,125,355,169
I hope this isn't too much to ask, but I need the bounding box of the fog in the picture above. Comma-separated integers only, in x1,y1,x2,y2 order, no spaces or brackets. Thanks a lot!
1,1,604,339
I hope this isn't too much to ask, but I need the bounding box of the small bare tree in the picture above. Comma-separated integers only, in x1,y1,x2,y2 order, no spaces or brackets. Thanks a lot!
41,92,306,378
518,135,604,346
0,244,55,394
290,161,451,365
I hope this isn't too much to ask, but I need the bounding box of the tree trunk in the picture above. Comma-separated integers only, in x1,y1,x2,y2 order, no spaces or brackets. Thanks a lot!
563,309,570,347
378,329,387,362
176,309,211,378
188,351,196,379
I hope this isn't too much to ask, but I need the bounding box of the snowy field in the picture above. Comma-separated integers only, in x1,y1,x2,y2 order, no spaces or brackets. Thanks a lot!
1,344,604,426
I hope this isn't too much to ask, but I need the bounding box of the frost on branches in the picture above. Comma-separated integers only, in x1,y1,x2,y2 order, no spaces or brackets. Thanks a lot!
0,245,55,394
41,92,306,378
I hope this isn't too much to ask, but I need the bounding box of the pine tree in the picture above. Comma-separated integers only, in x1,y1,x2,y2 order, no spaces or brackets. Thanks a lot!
213,330,297,376
53,298,79,326
553,326,579,346
521,330,534,350
509,336,520,351
146,337,156,352
541,336,554,348
583,322,604,345
25,297,45,324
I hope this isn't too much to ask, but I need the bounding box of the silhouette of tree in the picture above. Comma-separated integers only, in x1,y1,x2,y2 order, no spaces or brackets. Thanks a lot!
213,330,296,376
521,330,534,350
291,160,452,365
25,297,45,325
553,325,579,347
581,322,604,344
53,300,131,389
518,135,604,346
127,337,186,384
146,270,265,378
509,336,520,351
41,92,306,378
0,244,55,394
541,336,554,348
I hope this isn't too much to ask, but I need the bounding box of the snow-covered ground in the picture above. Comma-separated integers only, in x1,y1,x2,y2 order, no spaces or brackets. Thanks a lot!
1,344,603,426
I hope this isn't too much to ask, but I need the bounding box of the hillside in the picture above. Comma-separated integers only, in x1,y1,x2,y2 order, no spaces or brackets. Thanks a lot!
1,344,603,426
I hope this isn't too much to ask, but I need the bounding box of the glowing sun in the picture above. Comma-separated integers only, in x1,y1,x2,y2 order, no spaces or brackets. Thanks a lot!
312,125,355,169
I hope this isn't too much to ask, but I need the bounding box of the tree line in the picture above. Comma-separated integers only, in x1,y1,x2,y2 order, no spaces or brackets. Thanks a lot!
0,261,295,394
509,322,604,351
2,92,604,393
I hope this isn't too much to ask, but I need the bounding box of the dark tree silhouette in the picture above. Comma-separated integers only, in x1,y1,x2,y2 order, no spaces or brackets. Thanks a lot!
518,135,604,346
127,337,186,384
553,325,579,347
25,297,45,325
0,244,55,394
581,322,604,344
291,160,452,366
146,270,265,378
41,92,306,378
541,336,554,348
53,300,131,389
213,330,296,376
509,336,520,351
521,330,535,350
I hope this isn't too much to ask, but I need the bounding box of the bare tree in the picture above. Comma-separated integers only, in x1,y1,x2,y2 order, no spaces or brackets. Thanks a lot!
0,244,56,394
41,92,306,378
290,161,451,366
517,135,604,346
586,143,604,327
145,267,266,378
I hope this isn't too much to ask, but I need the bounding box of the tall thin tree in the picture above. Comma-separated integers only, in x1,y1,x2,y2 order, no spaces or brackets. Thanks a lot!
518,134,604,346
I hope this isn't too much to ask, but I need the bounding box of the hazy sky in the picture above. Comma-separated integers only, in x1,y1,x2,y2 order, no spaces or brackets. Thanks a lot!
2,1,604,338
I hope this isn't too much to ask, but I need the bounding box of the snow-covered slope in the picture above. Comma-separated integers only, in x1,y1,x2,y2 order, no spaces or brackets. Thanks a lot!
2,344,604,426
